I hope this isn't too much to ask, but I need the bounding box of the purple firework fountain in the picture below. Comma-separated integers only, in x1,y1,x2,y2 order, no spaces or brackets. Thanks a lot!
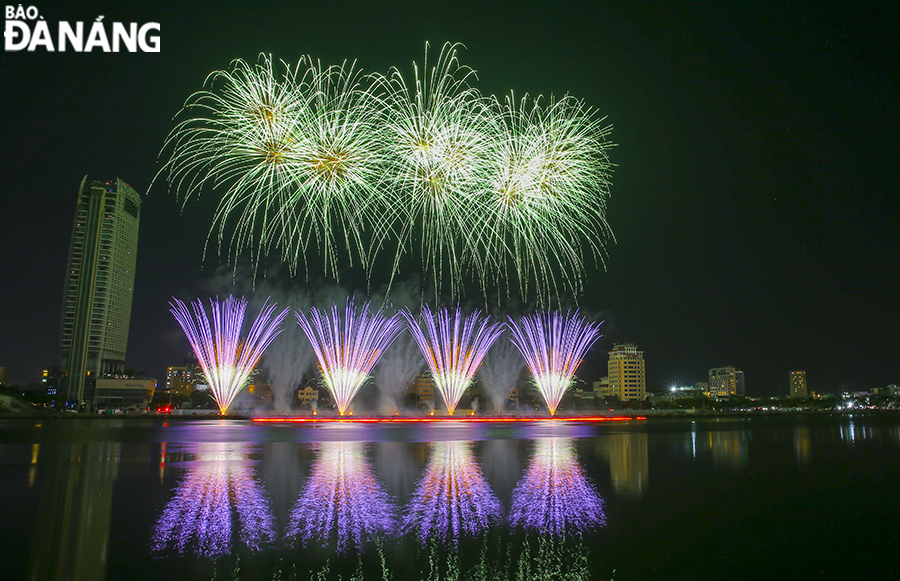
508,437,606,536
296,298,403,415
404,440,502,544
170,295,288,414
403,305,503,415
287,441,396,552
507,310,602,415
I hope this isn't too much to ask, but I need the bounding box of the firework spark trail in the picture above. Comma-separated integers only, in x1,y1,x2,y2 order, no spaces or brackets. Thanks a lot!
296,298,403,415
403,440,502,545
279,58,390,280
378,42,495,299
403,305,503,415
156,55,390,281
151,443,276,558
474,93,615,303
170,295,289,414
156,55,311,273
287,442,396,553
508,438,606,537
507,310,603,415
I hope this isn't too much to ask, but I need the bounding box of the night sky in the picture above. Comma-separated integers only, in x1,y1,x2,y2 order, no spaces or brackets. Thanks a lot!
1,0,897,395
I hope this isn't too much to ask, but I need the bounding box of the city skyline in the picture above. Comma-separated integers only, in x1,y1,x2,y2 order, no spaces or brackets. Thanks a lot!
0,0,897,395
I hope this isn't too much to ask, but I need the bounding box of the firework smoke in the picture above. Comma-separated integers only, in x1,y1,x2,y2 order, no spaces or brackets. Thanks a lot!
254,288,315,414
476,332,526,412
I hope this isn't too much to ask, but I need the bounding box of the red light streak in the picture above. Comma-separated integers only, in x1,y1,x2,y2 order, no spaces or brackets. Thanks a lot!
252,416,645,424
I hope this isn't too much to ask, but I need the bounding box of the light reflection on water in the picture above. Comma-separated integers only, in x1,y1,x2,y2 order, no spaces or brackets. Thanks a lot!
509,438,605,536
5,415,900,580
404,440,502,545
151,443,275,558
288,441,396,553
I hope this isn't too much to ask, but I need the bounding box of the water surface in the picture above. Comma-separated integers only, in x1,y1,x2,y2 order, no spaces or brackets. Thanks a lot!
2,415,899,580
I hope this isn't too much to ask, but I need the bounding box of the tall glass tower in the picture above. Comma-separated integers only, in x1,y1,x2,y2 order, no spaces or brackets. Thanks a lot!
59,177,141,409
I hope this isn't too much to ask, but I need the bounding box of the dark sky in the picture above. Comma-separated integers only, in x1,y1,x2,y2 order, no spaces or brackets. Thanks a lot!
1,0,897,395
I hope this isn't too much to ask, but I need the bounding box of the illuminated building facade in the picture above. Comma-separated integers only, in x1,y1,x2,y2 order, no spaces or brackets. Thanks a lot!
607,344,646,402
297,385,319,407
165,366,191,397
165,360,205,397
0,366,7,386
593,376,612,397
94,377,156,408
58,177,141,408
789,370,808,398
708,367,745,397
412,372,435,409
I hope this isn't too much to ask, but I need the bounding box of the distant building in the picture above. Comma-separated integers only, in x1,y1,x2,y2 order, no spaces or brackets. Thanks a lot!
58,177,141,409
708,367,744,397
412,372,436,409
593,376,612,397
607,344,646,402
297,385,319,407
872,385,899,397
789,370,808,398
94,377,156,408
668,385,706,398
42,366,60,398
164,364,205,397
0,366,7,386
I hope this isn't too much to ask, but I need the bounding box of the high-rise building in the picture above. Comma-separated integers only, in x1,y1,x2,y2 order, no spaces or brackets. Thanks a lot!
789,370,808,398
58,177,141,409
0,366,7,386
607,343,646,402
708,367,744,397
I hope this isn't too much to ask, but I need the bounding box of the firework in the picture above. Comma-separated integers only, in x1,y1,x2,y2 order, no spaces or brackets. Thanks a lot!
156,55,309,272
508,438,606,536
403,305,503,415
157,46,615,304
156,55,388,280
296,298,403,415
170,295,288,414
278,57,390,279
473,93,615,302
378,42,495,298
151,443,276,558
287,442,396,552
403,440,502,545
507,310,602,415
